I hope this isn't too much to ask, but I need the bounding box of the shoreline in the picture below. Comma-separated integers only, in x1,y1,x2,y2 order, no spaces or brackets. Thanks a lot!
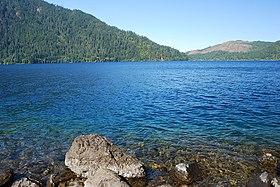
1,59,280,65
1,134,279,187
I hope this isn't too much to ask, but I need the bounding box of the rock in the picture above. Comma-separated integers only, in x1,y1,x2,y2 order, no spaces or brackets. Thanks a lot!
57,178,85,187
64,179,84,187
215,179,231,187
65,134,145,179
157,185,173,187
47,175,54,187
0,168,13,186
271,177,280,187
246,172,271,187
277,163,280,176
149,162,161,169
11,177,40,187
260,172,269,183
84,168,129,187
48,177,84,187
47,167,77,187
126,177,146,187
56,167,76,185
171,161,200,185
260,152,278,168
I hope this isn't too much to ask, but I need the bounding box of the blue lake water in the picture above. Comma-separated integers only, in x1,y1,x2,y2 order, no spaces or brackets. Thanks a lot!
0,61,280,176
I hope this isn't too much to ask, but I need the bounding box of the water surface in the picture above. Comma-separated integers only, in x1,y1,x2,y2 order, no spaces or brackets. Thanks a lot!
0,61,279,180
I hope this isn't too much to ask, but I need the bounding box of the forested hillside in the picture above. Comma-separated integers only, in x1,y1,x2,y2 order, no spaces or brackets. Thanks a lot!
188,40,280,60
0,0,188,64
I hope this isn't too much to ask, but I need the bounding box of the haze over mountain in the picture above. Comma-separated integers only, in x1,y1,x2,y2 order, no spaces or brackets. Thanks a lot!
0,0,188,64
188,40,280,60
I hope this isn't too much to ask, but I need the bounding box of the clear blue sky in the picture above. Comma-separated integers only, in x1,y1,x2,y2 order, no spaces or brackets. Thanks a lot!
45,0,280,52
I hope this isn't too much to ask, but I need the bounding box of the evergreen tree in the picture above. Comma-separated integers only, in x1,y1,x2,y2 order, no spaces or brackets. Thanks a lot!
0,0,189,64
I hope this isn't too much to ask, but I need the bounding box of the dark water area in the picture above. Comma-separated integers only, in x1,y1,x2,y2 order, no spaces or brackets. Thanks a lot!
0,61,280,185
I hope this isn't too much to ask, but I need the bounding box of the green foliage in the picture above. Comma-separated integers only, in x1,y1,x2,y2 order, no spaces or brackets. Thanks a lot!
189,41,280,60
0,0,188,64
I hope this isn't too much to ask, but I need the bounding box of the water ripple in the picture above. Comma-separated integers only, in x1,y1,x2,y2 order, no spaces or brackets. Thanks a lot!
0,61,279,175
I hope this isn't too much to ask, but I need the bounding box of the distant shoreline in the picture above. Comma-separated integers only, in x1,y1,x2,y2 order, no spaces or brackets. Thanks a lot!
1,59,280,65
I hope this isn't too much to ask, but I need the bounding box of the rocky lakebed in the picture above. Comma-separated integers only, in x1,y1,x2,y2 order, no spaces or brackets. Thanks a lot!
1,134,279,187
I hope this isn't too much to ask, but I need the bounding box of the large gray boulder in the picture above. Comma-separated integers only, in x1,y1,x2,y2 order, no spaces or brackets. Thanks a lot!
84,168,130,187
65,134,145,179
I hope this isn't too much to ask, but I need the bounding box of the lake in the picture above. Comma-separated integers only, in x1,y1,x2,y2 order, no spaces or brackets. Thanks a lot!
0,61,279,184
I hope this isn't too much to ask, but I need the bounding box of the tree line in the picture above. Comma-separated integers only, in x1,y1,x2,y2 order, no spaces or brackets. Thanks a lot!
0,0,188,64
189,41,280,60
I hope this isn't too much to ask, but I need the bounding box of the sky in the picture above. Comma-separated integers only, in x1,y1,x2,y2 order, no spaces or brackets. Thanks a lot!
45,0,280,52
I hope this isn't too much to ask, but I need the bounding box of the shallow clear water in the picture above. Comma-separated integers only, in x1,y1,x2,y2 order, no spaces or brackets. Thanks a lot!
0,61,280,176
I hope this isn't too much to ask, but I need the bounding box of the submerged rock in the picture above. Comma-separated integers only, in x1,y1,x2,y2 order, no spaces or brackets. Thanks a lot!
11,177,40,187
84,168,129,187
0,168,13,186
65,134,145,179
171,161,200,185
215,179,231,187
260,172,269,183
271,177,280,187
260,152,278,168
246,172,271,187
47,167,77,187
148,162,161,169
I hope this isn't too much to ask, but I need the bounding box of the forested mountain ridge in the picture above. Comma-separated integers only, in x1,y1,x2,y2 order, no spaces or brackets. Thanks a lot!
0,0,188,64
188,40,280,60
